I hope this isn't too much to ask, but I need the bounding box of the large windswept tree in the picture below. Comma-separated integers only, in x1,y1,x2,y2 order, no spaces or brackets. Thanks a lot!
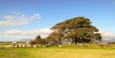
46,16,102,44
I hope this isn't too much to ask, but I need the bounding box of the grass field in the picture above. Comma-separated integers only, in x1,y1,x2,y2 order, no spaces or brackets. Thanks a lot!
0,47,115,58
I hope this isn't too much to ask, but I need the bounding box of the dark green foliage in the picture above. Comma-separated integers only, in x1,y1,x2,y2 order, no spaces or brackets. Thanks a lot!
46,32,63,45
29,35,47,45
40,39,47,45
29,40,35,46
47,16,102,44
94,33,102,41
34,35,41,44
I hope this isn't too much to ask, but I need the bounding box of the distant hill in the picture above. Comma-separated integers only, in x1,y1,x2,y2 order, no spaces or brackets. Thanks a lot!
18,38,34,42
102,37,115,42
102,39,115,42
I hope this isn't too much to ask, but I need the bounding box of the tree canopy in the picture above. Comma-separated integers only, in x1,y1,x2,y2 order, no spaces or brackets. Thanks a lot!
35,35,41,44
46,16,102,44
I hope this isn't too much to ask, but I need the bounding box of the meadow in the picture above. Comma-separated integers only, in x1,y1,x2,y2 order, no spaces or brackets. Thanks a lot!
0,47,115,58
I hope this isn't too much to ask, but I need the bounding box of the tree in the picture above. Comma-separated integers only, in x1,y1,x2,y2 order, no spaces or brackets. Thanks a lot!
47,16,102,44
46,31,63,45
35,35,41,44
29,40,35,47
40,39,47,45
94,33,102,41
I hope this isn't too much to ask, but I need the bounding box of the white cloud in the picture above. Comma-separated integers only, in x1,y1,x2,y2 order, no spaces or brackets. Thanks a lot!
99,30,115,37
0,28,53,38
0,28,115,38
0,11,40,26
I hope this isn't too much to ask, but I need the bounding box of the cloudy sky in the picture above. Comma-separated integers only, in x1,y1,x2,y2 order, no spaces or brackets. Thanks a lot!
0,0,115,41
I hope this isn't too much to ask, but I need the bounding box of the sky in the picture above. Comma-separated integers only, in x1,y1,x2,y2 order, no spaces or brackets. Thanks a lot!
0,0,115,41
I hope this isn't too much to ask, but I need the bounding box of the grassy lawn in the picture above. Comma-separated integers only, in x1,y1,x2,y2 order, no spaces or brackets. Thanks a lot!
0,47,115,58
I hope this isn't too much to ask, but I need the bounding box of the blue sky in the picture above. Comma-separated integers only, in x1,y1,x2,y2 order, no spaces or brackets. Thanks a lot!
0,0,115,41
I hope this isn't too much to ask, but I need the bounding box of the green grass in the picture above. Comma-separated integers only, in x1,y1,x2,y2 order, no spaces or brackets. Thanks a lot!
0,47,115,58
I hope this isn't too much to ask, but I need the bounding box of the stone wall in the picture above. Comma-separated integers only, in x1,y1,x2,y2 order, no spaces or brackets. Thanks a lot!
11,44,48,47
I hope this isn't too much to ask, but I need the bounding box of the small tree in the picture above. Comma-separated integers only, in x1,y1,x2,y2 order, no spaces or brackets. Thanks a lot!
29,40,35,47
35,35,41,44
40,39,47,45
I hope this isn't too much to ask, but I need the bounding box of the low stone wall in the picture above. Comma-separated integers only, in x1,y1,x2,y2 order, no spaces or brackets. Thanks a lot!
11,44,49,47
12,44,31,47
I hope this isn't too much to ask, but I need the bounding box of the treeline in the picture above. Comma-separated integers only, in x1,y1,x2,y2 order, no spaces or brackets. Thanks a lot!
29,35,47,46
30,16,103,46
